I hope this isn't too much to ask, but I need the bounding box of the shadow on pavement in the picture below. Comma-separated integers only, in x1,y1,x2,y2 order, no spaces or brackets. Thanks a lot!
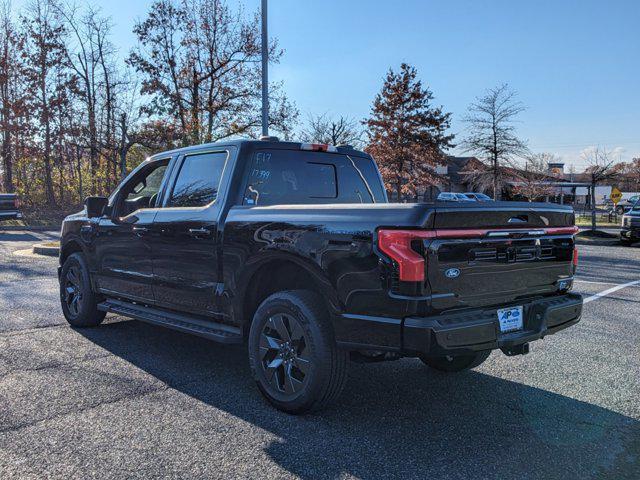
79,319,639,479
0,232,40,242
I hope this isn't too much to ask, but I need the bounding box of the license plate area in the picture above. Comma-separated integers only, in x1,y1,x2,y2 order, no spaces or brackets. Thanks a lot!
497,306,524,333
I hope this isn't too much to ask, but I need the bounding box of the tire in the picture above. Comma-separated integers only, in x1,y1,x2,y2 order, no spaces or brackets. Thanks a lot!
60,253,106,327
248,290,348,414
620,238,634,246
420,350,491,373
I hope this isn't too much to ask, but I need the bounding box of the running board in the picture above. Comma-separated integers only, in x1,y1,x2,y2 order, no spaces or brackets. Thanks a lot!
98,299,242,344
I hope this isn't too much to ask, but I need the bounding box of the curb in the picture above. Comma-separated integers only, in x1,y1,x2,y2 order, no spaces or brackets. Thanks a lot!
575,238,626,247
32,243,60,257
0,225,60,231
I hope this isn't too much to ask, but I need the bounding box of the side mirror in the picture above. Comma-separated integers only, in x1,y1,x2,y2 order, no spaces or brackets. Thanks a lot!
85,196,109,218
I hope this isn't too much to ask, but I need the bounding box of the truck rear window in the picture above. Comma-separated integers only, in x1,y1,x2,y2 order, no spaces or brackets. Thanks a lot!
243,150,386,206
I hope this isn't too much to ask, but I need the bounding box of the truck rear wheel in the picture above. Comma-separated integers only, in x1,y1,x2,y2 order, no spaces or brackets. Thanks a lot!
420,351,490,372
60,253,106,328
248,290,348,414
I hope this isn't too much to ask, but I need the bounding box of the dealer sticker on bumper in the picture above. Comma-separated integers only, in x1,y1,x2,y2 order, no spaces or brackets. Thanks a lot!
497,306,524,333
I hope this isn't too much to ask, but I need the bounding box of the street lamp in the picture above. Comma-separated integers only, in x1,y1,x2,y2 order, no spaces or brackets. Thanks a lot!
261,0,269,138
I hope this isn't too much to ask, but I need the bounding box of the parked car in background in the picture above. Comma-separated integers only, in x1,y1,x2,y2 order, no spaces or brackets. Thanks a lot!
437,192,475,202
615,195,640,215
463,192,493,201
0,193,22,221
621,199,640,245
603,194,640,215
58,139,582,413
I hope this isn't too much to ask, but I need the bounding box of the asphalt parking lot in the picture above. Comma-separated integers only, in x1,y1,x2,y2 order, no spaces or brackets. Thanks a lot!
0,231,638,479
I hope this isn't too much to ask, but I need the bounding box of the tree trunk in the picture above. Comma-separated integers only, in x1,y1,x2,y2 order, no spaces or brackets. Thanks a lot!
88,101,98,194
190,67,200,145
118,113,128,178
492,155,499,200
1,132,13,192
590,178,596,231
40,78,55,206
76,144,83,202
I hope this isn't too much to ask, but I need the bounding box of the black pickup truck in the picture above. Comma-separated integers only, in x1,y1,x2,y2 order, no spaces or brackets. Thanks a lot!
59,139,582,413
0,193,22,221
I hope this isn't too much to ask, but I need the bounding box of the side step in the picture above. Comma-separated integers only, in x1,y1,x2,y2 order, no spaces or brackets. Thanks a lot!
98,299,243,344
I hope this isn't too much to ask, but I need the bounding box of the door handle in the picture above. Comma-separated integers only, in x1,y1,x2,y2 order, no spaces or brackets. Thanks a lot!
188,227,211,237
133,226,149,236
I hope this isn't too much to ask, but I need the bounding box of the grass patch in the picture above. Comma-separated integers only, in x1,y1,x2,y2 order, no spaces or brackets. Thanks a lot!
1,206,79,228
575,216,620,228
39,241,60,247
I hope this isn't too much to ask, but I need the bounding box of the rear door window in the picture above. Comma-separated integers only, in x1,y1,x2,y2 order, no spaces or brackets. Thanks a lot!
168,151,227,207
243,150,384,206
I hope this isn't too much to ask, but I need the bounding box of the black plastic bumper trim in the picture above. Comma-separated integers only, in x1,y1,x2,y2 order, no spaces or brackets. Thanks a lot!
403,293,583,356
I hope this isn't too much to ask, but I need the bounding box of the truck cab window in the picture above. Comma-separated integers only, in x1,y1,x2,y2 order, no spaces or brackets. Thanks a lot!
243,150,385,205
117,161,168,218
169,152,227,207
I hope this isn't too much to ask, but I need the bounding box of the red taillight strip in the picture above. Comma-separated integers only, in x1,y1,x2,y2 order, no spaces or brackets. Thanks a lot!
433,226,579,238
573,247,579,267
377,230,435,282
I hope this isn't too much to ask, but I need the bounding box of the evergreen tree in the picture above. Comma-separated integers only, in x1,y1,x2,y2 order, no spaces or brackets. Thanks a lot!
364,63,454,201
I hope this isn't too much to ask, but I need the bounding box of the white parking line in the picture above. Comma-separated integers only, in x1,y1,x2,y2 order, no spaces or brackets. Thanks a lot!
582,279,640,304
574,279,620,286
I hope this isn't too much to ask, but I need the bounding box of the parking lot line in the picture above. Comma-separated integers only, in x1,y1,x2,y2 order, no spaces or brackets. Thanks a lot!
582,279,640,304
573,279,621,286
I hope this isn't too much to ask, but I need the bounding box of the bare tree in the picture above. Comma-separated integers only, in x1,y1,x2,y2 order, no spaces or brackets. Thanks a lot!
512,153,557,201
301,113,362,147
581,146,620,230
21,0,72,206
0,0,302,212
461,84,529,200
57,4,113,192
128,0,297,145
611,158,640,192
0,0,23,192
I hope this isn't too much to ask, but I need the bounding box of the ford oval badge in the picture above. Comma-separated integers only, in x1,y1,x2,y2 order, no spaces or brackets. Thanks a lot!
445,268,460,279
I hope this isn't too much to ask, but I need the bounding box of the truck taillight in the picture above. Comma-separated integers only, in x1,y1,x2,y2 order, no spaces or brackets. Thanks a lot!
573,247,578,267
377,229,434,282
300,143,338,153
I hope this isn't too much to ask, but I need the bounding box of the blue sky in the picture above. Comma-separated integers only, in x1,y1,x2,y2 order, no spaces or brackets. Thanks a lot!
13,0,640,168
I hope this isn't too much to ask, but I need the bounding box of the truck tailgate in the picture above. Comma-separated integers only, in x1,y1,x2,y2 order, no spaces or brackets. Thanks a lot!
428,203,576,311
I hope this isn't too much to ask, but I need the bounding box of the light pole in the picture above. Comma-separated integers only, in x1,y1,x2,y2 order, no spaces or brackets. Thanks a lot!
261,0,269,137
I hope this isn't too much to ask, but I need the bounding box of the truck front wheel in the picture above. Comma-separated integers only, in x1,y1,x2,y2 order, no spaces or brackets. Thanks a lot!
248,290,348,414
420,351,490,372
60,253,106,327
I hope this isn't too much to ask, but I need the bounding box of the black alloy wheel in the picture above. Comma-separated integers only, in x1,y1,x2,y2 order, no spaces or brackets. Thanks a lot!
63,264,83,317
59,253,106,327
259,313,311,395
248,290,348,414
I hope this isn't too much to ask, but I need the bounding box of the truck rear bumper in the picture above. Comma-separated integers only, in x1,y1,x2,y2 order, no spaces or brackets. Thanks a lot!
334,293,582,356
402,293,582,357
621,228,640,240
